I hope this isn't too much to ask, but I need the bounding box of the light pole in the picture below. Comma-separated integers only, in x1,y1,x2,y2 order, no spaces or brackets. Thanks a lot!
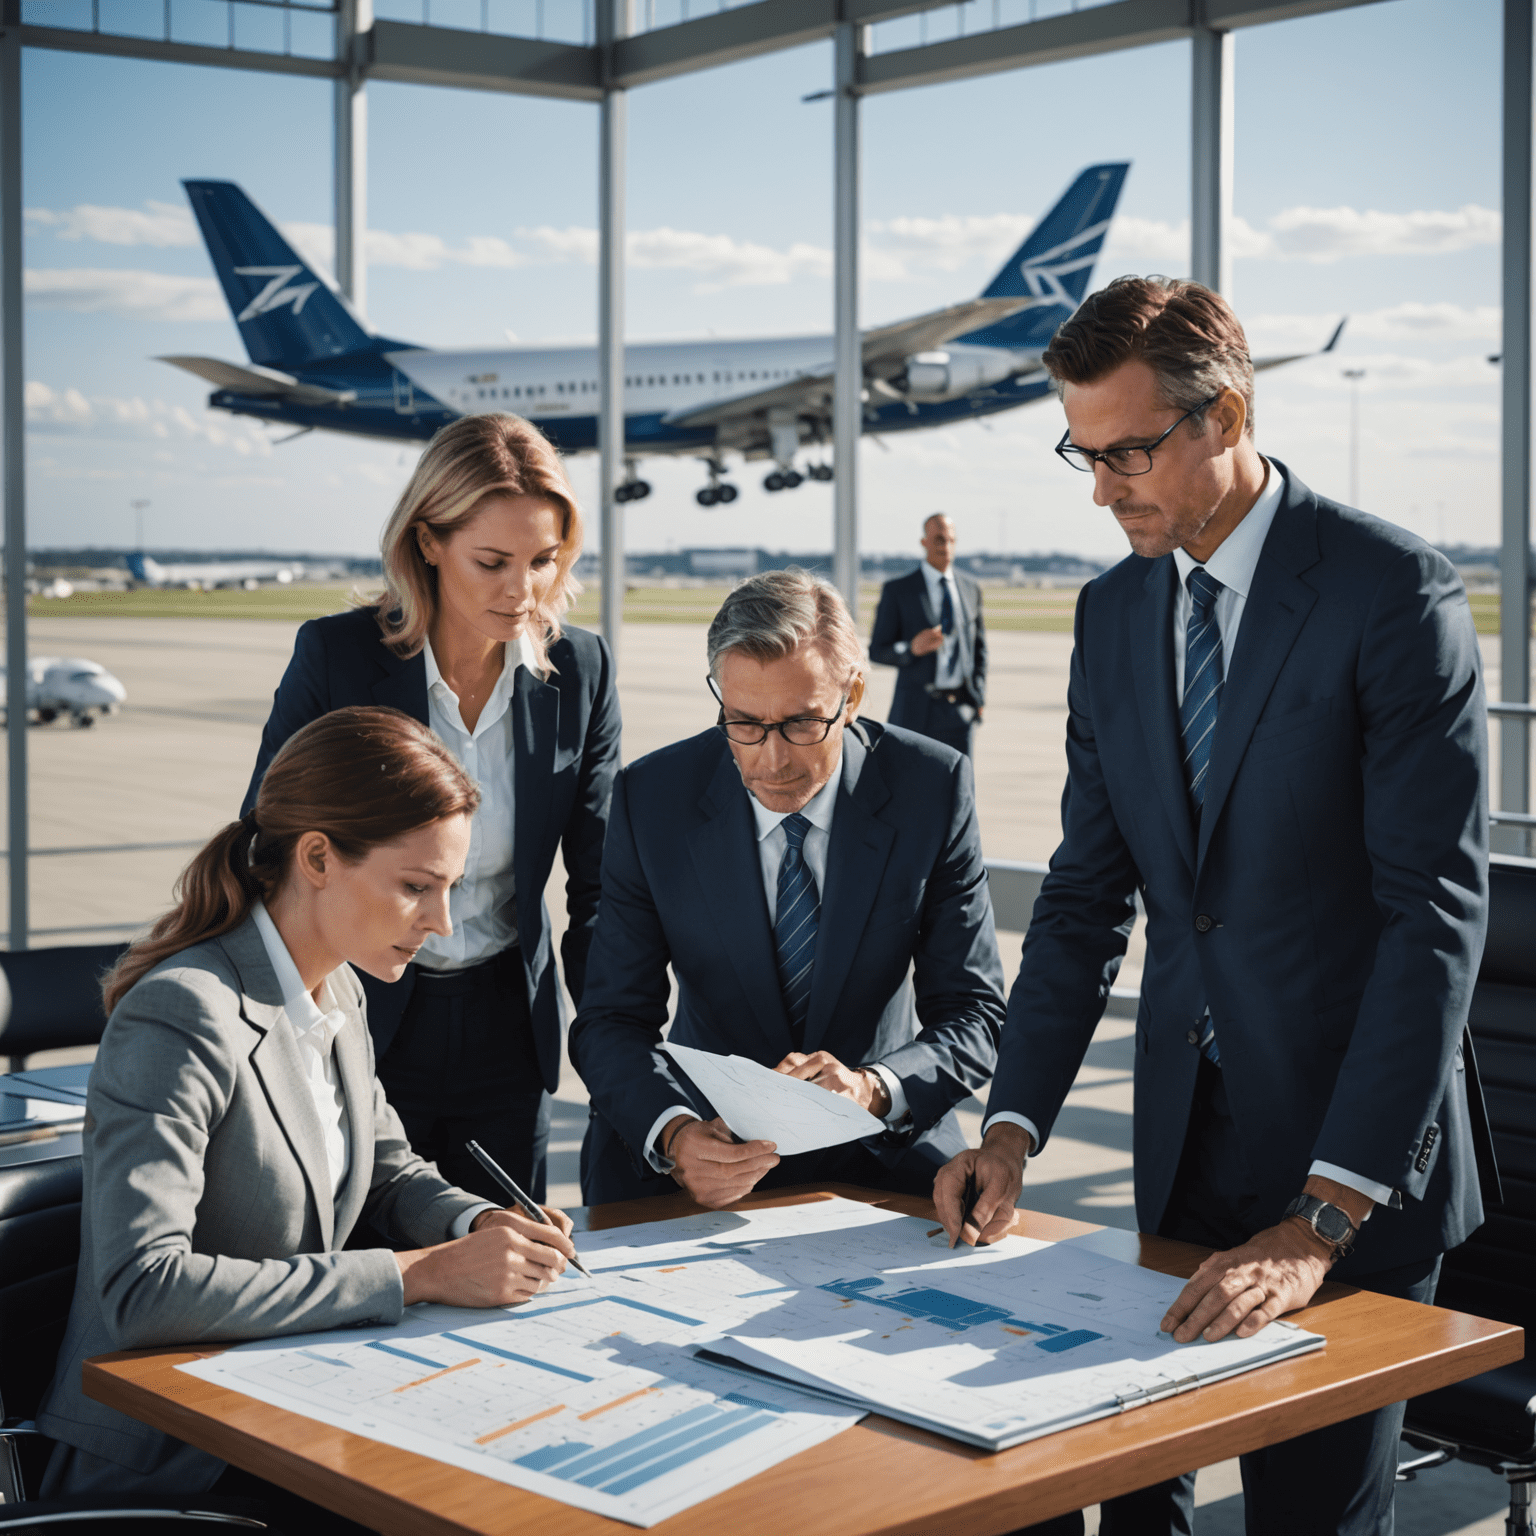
131,499,149,554
1342,369,1365,507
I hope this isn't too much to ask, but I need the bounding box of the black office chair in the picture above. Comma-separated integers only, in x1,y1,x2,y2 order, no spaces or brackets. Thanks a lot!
1399,853,1536,1535
0,943,126,1071
0,976,277,1530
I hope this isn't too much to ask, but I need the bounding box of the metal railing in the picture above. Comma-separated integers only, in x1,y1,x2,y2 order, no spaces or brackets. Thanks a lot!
22,0,338,61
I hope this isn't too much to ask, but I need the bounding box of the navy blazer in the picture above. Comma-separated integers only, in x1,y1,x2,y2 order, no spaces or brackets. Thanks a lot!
242,606,622,1091
869,566,988,726
990,463,1490,1275
570,719,1005,1204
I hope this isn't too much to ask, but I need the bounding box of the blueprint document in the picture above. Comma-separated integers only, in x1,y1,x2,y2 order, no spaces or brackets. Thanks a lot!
701,1228,1327,1451
179,1197,1323,1521
660,1042,885,1152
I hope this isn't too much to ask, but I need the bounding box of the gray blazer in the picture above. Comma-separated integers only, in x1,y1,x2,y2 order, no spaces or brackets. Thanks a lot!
37,914,485,1484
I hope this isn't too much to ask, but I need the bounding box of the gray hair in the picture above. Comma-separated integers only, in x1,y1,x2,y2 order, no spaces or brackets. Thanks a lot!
706,567,866,686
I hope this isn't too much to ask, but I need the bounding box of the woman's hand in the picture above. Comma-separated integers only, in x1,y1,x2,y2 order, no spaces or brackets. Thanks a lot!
395,1207,577,1307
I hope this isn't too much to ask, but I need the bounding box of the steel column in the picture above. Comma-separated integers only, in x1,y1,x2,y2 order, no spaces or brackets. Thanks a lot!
1,0,25,949
1190,25,1233,295
598,0,630,660
334,0,370,315
832,19,861,614
1502,0,1533,849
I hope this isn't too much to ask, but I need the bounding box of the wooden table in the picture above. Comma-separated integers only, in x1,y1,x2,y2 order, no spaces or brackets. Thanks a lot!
84,1184,1524,1536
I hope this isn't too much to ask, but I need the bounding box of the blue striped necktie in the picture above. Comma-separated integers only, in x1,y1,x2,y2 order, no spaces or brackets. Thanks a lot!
774,812,820,1048
1180,567,1225,814
1181,566,1225,1066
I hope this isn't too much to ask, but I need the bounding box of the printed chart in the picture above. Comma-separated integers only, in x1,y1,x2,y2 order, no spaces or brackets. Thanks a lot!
180,1197,1323,1521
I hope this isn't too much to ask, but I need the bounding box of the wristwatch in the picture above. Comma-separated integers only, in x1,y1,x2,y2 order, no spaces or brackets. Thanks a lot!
1283,1194,1358,1261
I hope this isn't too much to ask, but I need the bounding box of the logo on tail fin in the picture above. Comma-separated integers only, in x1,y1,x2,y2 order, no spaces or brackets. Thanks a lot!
1016,220,1114,306
235,266,320,322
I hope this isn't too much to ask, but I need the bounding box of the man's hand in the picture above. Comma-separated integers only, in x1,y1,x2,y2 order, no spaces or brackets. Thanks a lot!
1160,1219,1335,1342
664,1116,778,1209
395,1207,576,1308
910,625,945,657
774,1050,891,1118
933,1122,1033,1247
1161,1174,1372,1342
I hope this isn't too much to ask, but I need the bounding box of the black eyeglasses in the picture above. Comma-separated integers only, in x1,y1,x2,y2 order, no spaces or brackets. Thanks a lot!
707,675,848,746
1055,394,1221,477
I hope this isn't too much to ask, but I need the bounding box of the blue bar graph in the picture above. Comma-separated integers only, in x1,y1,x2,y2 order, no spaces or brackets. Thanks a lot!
1036,1329,1104,1353
521,1295,705,1328
599,1411,775,1496
517,1404,720,1481
440,1333,595,1382
365,1341,442,1369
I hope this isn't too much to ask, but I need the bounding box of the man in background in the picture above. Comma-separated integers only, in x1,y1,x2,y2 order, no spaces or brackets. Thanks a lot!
870,514,987,757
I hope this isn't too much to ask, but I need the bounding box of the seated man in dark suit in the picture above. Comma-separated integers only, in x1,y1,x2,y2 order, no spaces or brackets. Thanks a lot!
869,514,987,756
571,567,1005,1208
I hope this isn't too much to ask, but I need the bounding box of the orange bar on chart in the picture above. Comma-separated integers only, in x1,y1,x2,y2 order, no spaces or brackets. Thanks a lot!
475,1403,567,1444
578,1388,658,1421
393,1358,481,1392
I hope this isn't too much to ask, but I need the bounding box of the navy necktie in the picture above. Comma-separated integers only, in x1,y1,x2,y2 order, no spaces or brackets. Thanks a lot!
1181,566,1225,1067
774,812,820,1048
939,578,955,635
1180,567,1225,814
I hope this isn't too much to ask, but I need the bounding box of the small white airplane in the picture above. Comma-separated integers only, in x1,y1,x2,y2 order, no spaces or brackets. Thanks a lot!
0,658,128,727
127,553,304,590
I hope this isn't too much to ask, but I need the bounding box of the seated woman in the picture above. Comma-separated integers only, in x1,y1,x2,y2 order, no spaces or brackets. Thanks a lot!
37,705,578,1517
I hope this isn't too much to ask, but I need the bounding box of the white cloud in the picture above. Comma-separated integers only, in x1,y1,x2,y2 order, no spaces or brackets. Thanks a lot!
24,268,224,322
1261,204,1499,262
26,200,198,247
1246,303,1503,351
25,379,273,454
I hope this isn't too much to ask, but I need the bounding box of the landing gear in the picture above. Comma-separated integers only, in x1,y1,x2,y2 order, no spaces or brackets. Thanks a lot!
763,469,805,493
71,712,95,728
615,478,651,504
695,460,738,507
807,462,833,481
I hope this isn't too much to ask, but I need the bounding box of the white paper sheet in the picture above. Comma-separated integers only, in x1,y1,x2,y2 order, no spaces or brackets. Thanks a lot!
660,1042,885,1153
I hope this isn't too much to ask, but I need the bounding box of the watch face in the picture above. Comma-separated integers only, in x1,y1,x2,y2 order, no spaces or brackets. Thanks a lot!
1314,1204,1354,1244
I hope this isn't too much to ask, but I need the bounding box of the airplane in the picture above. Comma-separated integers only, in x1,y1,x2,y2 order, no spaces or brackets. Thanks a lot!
162,168,1345,509
126,552,306,590
0,658,128,728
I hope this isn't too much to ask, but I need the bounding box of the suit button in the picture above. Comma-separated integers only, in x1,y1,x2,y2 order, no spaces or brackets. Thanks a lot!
1194,914,1214,933
1186,1029,1200,1046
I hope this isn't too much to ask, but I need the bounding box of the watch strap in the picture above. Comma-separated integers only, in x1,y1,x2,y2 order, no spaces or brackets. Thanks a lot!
1284,1194,1357,1260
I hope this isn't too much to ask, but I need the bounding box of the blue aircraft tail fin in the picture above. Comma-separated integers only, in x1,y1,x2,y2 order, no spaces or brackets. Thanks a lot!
184,180,375,368
125,552,148,582
959,163,1130,349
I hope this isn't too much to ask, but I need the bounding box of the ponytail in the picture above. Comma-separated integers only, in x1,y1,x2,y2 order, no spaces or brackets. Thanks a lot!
103,707,478,1014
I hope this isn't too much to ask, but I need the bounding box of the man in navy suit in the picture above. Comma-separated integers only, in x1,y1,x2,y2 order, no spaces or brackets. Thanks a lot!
870,515,987,757
935,278,1491,1536
571,568,1005,1208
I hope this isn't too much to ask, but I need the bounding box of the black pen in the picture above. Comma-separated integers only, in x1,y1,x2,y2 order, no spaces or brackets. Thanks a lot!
951,1171,984,1250
465,1140,593,1280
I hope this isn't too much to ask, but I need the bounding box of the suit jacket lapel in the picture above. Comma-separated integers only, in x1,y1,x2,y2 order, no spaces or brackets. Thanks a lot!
370,641,429,724
804,730,894,1053
1130,558,1196,875
913,569,939,630
221,919,337,1251
686,749,795,1059
330,987,375,1248
513,663,559,925
1197,487,1320,869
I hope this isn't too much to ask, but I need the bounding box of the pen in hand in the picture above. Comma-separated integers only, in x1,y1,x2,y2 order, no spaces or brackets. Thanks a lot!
465,1140,594,1280
951,1171,985,1251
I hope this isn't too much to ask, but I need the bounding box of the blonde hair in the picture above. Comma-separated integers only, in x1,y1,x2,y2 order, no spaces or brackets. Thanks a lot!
371,414,584,671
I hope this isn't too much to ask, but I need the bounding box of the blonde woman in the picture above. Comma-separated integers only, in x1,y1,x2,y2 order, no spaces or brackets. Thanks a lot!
244,414,621,1205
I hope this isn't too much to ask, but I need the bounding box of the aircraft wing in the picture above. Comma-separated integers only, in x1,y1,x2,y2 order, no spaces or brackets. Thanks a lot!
665,295,1038,432
158,355,357,407
1253,317,1347,373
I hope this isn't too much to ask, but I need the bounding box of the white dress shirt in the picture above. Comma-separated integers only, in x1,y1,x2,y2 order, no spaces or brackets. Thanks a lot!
415,631,539,972
251,903,493,1235
251,902,351,1200
920,560,966,688
644,752,909,1174
986,460,1392,1213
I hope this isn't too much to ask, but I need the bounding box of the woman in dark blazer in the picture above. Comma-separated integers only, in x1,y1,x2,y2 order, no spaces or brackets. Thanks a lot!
244,413,621,1204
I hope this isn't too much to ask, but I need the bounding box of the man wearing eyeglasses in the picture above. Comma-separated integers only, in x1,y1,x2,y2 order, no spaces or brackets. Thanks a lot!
933,277,1491,1536
571,567,1005,1208
870,514,987,757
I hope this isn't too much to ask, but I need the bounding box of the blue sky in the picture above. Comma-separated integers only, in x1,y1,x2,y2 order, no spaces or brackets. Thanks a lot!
22,0,1505,560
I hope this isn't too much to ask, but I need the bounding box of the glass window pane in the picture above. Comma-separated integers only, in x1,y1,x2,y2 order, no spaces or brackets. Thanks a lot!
97,0,166,40
485,0,535,35
288,6,332,56
170,0,231,48
425,0,479,32
22,0,93,27
230,0,285,50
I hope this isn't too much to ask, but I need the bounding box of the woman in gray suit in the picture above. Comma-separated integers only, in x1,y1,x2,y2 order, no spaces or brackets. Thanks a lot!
38,706,578,1524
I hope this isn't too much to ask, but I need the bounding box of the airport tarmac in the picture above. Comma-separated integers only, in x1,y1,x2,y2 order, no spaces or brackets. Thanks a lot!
4,612,1521,1535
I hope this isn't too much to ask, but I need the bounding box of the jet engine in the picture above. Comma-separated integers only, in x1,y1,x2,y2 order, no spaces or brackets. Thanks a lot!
898,346,1022,401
